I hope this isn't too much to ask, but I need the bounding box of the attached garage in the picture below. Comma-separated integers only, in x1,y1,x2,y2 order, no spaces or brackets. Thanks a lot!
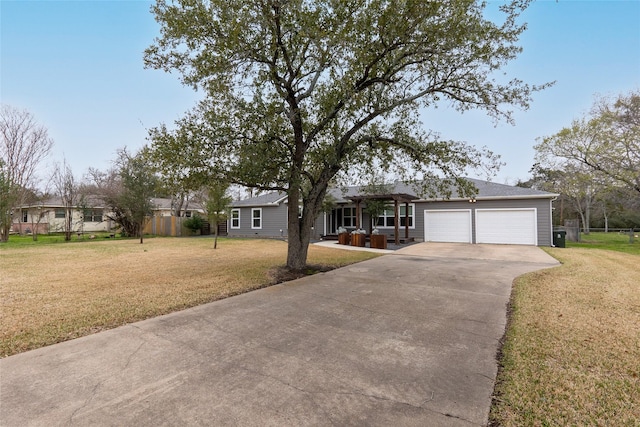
476,208,537,245
424,209,472,243
237,177,558,246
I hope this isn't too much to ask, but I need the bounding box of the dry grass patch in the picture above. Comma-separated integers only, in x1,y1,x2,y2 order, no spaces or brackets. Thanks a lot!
0,238,379,357
491,248,640,426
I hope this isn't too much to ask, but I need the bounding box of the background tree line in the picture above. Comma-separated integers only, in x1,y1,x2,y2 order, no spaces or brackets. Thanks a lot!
518,90,639,232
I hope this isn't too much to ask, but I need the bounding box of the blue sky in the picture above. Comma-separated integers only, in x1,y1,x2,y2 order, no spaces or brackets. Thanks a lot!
2,0,639,185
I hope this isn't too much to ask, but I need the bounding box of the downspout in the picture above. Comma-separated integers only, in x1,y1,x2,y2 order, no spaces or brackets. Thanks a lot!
550,196,558,247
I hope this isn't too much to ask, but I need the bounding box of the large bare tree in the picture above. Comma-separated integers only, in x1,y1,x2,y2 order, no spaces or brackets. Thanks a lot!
51,160,82,241
536,90,640,197
0,105,54,242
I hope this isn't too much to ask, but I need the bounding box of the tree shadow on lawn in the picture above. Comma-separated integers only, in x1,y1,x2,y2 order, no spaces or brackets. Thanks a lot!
268,264,336,284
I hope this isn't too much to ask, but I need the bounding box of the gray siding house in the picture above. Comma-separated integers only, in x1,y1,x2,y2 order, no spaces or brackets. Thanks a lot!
229,178,559,246
228,192,290,238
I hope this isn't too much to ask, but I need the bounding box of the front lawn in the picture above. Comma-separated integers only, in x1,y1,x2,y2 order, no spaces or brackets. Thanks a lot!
0,237,380,357
490,247,640,426
567,231,640,254
1,232,128,247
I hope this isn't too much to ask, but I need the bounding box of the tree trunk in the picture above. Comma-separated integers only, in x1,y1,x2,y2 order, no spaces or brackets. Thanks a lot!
214,225,218,249
31,220,38,241
578,211,587,235
64,207,73,241
286,229,310,270
286,193,310,270
285,183,329,270
584,203,591,234
1,224,9,242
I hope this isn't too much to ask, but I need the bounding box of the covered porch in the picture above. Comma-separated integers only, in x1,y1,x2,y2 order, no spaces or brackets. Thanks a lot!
323,192,417,246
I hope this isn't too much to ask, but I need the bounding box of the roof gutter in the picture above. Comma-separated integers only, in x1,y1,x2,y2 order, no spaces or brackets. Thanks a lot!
415,194,560,202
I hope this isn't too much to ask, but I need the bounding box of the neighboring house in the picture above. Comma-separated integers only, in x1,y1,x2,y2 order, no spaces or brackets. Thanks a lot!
12,197,206,236
148,198,205,218
12,196,113,235
228,178,560,246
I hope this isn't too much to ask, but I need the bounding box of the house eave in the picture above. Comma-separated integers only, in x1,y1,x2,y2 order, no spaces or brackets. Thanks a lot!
415,194,560,202
274,195,289,204
232,202,282,208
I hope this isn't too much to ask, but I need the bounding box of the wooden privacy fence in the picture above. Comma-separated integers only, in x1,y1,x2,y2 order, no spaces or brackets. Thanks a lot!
142,216,228,237
143,216,188,237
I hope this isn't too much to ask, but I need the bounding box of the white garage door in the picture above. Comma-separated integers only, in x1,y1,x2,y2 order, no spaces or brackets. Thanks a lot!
476,209,537,245
424,210,472,243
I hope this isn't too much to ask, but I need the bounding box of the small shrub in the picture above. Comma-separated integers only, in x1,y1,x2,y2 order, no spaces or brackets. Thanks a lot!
183,215,204,232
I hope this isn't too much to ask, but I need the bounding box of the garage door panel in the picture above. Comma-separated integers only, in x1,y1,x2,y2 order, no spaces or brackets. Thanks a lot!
424,210,472,243
476,209,536,245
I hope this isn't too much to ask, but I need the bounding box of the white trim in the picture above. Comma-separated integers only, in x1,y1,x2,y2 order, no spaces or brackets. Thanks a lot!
251,208,262,229
231,202,279,208
424,209,473,243
475,208,538,245
342,206,357,228
230,208,240,229
415,194,559,202
323,212,327,236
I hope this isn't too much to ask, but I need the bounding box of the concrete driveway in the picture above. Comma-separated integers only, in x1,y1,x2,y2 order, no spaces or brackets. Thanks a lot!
0,243,559,426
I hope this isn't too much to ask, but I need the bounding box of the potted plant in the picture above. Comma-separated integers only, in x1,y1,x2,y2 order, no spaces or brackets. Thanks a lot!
370,227,387,249
365,199,387,249
337,226,350,245
350,228,366,247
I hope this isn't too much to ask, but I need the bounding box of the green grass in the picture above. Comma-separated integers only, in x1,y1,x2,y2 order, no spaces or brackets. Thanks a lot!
0,232,133,247
566,231,640,255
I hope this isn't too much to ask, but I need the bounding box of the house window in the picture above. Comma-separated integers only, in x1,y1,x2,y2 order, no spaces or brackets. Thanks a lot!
230,209,240,229
185,211,192,218
251,208,262,229
376,204,414,228
376,206,393,227
55,209,66,219
400,204,414,227
22,209,28,222
83,209,103,222
343,207,356,227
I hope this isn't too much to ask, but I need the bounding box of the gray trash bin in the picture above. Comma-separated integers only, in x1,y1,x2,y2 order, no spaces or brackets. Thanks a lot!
553,229,566,248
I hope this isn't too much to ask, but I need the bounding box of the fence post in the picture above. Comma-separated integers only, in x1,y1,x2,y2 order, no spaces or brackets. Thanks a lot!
630,228,635,244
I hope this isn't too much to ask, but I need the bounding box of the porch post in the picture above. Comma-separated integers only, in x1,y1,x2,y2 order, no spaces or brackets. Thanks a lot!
323,212,326,236
355,199,361,229
405,201,409,239
394,199,399,245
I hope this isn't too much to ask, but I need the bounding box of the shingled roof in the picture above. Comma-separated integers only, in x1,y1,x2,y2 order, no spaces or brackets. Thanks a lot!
231,178,557,207
232,192,288,207
419,178,558,201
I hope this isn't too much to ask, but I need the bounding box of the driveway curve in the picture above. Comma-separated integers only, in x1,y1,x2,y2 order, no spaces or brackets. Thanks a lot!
0,243,559,426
